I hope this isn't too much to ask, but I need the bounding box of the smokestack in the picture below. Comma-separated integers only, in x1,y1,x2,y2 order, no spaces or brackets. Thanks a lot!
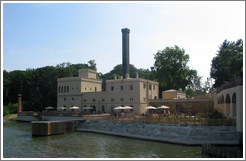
17,94,22,113
121,28,130,79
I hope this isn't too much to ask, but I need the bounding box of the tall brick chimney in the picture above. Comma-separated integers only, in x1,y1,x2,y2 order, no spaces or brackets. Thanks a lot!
17,94,22,113
121,28,130,79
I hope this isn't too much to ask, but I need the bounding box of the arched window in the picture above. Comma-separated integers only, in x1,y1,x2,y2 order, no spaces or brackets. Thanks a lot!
221,95,224,103
226,94,230,103
232,93,236,103
217,96,220,104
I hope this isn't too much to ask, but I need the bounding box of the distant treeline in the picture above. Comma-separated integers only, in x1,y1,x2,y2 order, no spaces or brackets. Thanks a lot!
4,40,242,113
3,61,97,112
3,60,153,112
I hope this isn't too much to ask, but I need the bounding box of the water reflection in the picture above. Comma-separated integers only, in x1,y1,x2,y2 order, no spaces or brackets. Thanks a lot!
3,122,208,158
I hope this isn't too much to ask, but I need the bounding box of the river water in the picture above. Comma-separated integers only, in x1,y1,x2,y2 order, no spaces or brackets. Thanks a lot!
3,121,208,158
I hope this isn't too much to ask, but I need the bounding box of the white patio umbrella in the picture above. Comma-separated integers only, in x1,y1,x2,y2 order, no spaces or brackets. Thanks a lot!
122,106,133,110
83,106,94,110
45,106,55,110
144,106,157,109
114,106,125,110
57,107,66,110
157,105,170,109
70,106,80,110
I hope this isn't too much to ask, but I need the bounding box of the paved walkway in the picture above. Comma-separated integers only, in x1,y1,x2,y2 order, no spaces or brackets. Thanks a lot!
75,120,241,145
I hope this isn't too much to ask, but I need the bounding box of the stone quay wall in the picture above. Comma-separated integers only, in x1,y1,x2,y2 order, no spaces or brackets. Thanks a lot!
75,120,241,146
17,115,83,122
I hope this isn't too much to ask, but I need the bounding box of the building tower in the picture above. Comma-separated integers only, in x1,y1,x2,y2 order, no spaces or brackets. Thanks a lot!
121,28,130,79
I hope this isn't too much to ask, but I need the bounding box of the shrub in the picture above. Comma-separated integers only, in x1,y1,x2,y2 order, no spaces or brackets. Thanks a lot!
209,110,226,119
3,103,19,116
3,105,9,116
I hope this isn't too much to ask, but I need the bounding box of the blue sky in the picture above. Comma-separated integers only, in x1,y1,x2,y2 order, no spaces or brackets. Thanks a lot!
2,2,245,82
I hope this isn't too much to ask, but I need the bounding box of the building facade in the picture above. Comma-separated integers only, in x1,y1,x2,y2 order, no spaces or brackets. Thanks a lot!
162,89,186,99
57,69,159,114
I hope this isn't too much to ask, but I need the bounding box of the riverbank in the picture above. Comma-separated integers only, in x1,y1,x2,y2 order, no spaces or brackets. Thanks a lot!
76,120,241,146
3,114,18,121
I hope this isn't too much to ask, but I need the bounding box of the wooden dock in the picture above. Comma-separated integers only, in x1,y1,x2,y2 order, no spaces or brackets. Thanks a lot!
32,120,84,136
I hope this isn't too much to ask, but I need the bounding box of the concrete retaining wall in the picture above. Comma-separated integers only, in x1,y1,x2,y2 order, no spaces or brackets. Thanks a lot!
76,120,241,146
17,115,40,122
43,116,83,121
17,115,83,122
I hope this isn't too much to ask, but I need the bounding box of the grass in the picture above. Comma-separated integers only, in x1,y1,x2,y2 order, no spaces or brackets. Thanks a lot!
3,113,18,121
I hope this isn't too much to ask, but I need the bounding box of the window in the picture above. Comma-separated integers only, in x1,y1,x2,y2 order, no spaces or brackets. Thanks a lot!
59,86,60,93
85,87,87,90
120,98,124,101
111,98,114,102
130,98,133,101
143,84,146,89
102,99,105,102
64,86,66,93
149,85,151,90
93,99,96,102
84,99,87,102
153,85,155,90
72,98,74,101
64,98,66,101
95,87,97,92
111,86,114,91
143,98,146,101
67,86,69,93
61,86,64,93
121,86,124,91
130,85,133,90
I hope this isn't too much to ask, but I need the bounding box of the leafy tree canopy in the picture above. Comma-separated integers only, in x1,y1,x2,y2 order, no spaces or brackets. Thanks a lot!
3,60,96,111
210,39,243,88
152,45,201,97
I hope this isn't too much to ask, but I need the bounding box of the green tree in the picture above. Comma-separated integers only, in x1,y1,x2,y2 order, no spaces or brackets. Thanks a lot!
183,100,192,116
201,99,214,119
88,60,97,70
99,64,151,91
6,70,26,104
3,61,97,112
210,39,243,88
152,45,200,97
3,70,10,105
